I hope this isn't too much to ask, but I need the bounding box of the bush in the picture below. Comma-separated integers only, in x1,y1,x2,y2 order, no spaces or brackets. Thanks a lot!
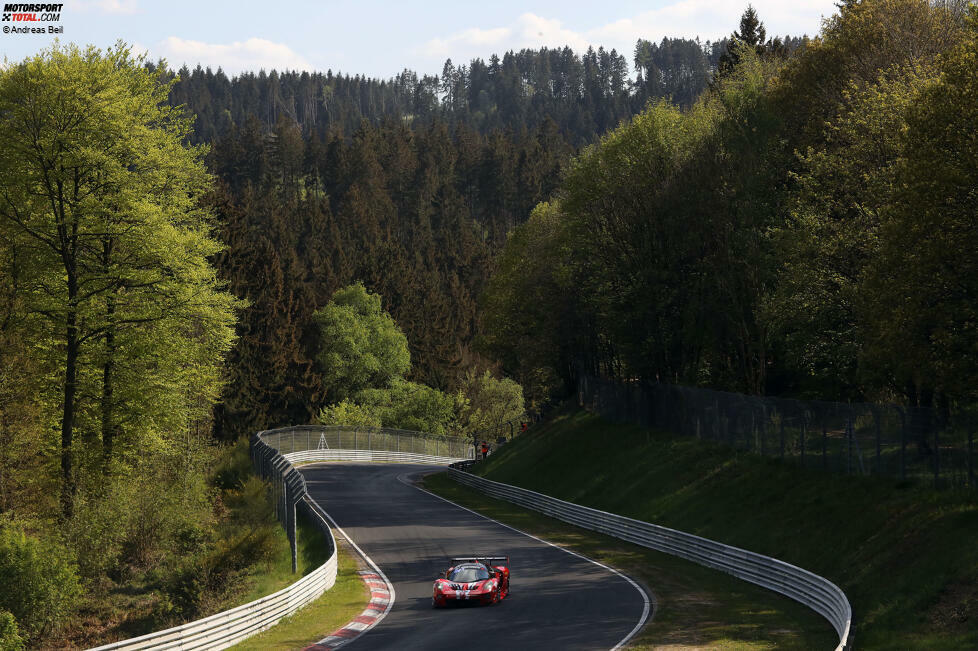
212,437,254,491
65,484,128,582
317,399,383,429
459,369,525,431
0,611,24,651
156,475,279,623
0,521,80,641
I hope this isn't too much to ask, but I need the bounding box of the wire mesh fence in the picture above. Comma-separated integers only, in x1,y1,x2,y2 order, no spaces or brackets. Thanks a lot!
257,424,477,460
578,375,977,489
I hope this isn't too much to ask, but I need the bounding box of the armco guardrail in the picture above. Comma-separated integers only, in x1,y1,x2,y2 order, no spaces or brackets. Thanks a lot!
89,425,471,651
447,465,852,651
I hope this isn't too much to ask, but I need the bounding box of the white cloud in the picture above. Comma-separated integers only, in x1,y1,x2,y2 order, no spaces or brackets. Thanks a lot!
76,0,140,14
423,26,511,59
155,37,314,75
590,0,831,47
420,13,588,61
416,0,834,69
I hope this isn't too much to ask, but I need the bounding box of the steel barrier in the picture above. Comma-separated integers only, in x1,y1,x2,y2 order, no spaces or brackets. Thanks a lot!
447,465,852,651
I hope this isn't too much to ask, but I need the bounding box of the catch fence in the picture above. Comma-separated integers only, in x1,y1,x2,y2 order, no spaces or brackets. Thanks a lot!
578,375,977,489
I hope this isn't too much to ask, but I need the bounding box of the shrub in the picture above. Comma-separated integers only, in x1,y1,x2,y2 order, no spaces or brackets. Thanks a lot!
212,437,254,491
0,521,81,641
0,611,24,651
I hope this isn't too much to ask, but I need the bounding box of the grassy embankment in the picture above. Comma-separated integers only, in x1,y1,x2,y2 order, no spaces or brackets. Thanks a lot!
423,408,978,649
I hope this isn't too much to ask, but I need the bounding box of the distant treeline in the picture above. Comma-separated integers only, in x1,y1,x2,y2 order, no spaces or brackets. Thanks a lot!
162,36,806,146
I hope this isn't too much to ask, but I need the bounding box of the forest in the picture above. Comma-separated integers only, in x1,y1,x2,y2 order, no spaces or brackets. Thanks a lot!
484,0,978,415
1,0,975,647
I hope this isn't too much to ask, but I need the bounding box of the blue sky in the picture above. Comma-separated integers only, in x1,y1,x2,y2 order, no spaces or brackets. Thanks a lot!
1,1,839,78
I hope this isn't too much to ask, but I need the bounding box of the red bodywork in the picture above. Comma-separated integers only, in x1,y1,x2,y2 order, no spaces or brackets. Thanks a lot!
432,556,510,607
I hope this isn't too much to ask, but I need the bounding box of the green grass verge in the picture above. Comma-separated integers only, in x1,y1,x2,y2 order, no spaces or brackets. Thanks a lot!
452,407,978,649
229,542,367,651
422,473,835,650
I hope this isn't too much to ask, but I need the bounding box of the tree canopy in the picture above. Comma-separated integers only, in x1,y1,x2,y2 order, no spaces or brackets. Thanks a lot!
0,42,238,514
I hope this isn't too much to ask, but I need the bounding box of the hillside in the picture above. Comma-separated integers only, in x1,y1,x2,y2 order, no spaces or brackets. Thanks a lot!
467,408,978,648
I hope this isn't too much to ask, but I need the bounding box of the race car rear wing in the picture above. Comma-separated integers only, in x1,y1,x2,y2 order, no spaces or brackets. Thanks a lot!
452,556,509,565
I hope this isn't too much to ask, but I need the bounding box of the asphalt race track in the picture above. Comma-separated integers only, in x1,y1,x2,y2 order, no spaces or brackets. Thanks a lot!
301,463,649,650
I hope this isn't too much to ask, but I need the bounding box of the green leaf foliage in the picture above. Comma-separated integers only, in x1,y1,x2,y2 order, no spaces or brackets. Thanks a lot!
0,521,81,642
0,611,24,651
458,369,526,432
355,379,460,435
0,42,239,516
313,283,411,403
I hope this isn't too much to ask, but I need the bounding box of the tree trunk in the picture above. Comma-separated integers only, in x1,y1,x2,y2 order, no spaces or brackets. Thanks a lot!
102,294,116,465
61,301,78,519
0,409,9,513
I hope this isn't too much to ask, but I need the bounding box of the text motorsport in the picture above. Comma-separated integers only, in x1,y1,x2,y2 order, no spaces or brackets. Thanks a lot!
2,3,64,34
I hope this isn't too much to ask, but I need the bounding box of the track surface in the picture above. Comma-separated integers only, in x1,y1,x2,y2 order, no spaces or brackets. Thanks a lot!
302,463,647,650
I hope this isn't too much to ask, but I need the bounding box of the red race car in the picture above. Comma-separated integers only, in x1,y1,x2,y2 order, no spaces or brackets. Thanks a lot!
432,556,510,607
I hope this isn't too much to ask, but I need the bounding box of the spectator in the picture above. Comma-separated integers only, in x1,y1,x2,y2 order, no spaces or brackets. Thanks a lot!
480,441,489,459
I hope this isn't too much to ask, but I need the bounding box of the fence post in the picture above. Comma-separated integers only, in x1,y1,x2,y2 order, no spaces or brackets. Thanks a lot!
934,426,940,489
801,418,806,467
875,410,881,475
780,417,785,460
369,429,372,450
846,413,853,475
822,418,827,470
900,410,907,481
969,429,974,488
291,498,298,574
760,408,766,457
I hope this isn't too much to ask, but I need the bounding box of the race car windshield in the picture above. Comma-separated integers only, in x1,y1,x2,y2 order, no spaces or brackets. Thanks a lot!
448,566,490,582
